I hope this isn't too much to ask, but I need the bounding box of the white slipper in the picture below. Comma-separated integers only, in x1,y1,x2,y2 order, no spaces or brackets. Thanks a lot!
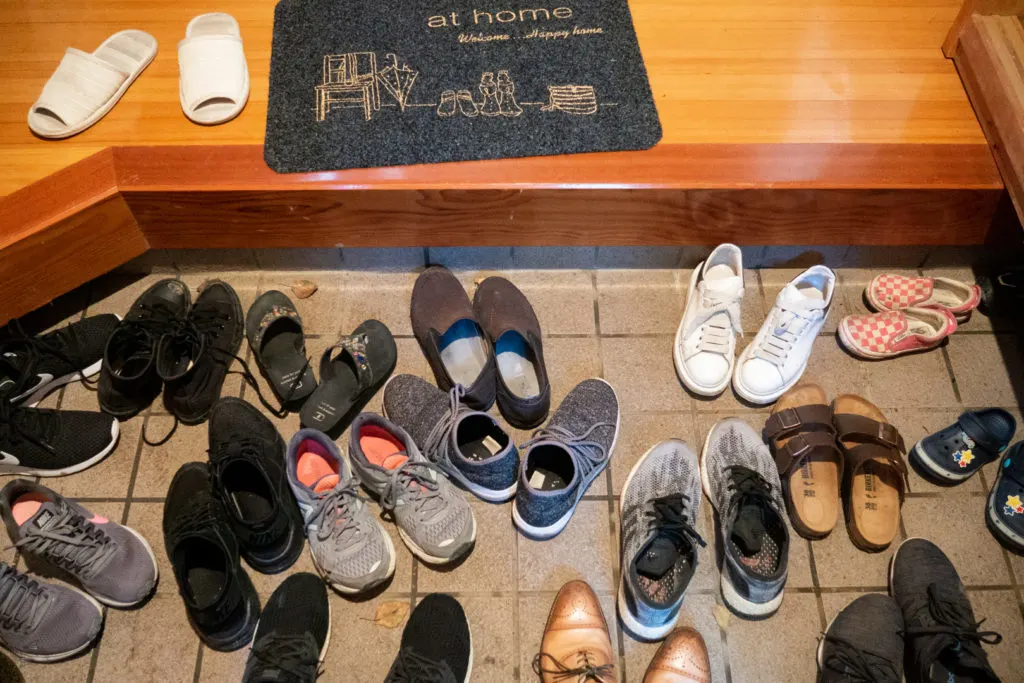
27,30,158,139
178,13,249,125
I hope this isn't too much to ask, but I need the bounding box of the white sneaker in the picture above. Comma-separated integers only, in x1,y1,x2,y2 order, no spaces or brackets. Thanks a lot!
674,244,744,396
733,265,836,404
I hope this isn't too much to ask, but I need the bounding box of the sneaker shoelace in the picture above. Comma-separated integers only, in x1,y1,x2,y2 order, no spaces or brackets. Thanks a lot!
821,634,901,683
109,300,184,371
0,319,87,396
422,385,474,473
0,400,59,455
522,422,613,485
532,651,615,682
380,460,448,521
12,502,118,579
309,476,367,546
644,494,707,555
388,646,457,683
168,494,224,539
692,285,743,356
0,563,48,634
905,583,1002,649
249,633,320,682
752,305,814,367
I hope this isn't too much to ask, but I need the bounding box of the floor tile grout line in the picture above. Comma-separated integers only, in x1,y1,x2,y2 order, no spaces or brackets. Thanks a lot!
939,344,963,405
122,413,152,523
192,641,205,683
84,606,107,683
804,538,828,632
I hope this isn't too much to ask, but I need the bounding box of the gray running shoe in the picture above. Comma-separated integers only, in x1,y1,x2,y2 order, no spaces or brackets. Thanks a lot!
0,561,103,662
0,480,158,607
700,418,789,618
618,439,705,641
348,413,477,564
285,429,395,594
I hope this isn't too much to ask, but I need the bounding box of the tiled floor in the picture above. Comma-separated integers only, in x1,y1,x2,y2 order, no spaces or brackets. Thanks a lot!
5,248,1024,683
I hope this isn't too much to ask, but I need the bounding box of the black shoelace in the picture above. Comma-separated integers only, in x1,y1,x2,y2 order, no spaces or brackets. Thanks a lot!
905,583,1002,648
168,494,224,539
725,465,776,509
11,502,117,579
0,319,87,397
387,647,457,683
249,634,320,682
532,651,615,682
821,634,901,683
0,399,58,454
644,494,707,555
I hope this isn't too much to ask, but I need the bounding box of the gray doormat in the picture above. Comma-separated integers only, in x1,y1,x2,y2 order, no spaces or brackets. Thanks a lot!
264,0,662,172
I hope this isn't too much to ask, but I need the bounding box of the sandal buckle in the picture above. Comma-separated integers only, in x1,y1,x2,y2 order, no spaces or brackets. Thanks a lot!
777,408,801,430
787,434,812,459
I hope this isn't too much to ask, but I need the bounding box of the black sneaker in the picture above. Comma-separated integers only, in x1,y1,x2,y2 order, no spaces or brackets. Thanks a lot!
1,314,121,406
99,278,191,418
208,397,304,574
164,462,260,651
242,573,330,683
890,538,1002,683
385,593,472,683
0,403,119,476
817,594,903,683
157,280,243,425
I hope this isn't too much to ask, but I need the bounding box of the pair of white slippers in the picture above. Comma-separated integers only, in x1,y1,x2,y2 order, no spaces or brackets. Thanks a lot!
27,13,249,139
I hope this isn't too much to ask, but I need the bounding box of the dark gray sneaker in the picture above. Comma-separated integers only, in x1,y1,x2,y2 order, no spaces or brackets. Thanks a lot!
890,538,1002,683
348,413,477,564
383,374,518,503
618,439,705,641
701,418,789,618
0,480,158,608
817,594,903,683
513,378,619,539
0,561,103,662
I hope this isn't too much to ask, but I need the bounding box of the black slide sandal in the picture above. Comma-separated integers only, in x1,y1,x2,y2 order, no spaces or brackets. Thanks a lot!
245,290,317,406
300,319,398,436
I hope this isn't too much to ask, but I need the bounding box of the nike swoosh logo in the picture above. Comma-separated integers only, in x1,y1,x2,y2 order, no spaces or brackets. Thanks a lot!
0,451,20,466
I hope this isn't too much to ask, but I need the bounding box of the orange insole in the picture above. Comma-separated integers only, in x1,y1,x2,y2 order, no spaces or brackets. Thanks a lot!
12,493,48,526
296,439,340,493
359,425,408,471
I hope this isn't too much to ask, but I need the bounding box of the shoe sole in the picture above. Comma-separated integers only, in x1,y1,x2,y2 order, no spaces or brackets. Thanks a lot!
89,523,161,607
193,568,260,652
309,528,397,595
381,374,517,503
242,509,306,575
6,586,104,663
837,320,943,360
397,513,477,565
909,440,972,483
731,348,813,406
673,264,735,398
864,287,973,325
0,418,119,477
16,356,105,407
511,378,619,540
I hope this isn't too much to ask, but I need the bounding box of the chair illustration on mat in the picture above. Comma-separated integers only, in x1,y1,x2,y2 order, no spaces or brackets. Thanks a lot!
315,53,380,122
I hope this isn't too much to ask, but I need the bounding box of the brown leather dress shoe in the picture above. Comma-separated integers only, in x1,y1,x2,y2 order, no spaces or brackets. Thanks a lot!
643,628,712,683
533,580,617,682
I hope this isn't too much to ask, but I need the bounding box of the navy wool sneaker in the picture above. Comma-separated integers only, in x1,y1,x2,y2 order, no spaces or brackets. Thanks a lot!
911,408,1015,484
513,379,619,539
987,442,1024,553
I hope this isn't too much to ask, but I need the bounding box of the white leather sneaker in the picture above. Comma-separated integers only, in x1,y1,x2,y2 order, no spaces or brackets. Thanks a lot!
674,244,744,396
733,265,836,405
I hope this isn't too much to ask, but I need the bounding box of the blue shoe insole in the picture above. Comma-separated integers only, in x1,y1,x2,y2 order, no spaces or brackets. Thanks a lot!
439,319,489,387
496,331,540,399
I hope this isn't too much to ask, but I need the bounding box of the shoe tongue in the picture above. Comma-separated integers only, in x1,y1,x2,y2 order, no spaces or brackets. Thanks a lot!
730,501,767,554
312,475,339,494
635,536,680,579
20,501,61,532
703,275,742,296
778,283,825,311
382,452,409,470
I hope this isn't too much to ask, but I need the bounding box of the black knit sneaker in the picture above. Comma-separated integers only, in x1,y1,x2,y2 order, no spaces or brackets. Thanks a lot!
890,538,1002,683
817,594,904,682
157,280,243,425
0,402,119,476
243,573,330,683
385,593,472,683
99,278,191,418
1,314,121,407
208,397,304,574
164,462,260,651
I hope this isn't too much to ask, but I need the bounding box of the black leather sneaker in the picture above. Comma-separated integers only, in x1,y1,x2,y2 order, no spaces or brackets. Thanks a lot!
207,397,304,574
164,462,260,651
99,278,191,418
890,538,1002,683
157,280,243,425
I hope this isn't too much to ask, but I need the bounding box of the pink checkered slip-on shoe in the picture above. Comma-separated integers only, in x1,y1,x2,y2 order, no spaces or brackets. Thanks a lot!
865,273,981,323
838,307,958,360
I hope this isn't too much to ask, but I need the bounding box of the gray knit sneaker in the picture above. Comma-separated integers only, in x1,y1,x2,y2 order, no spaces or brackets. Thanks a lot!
383,374,519,503
348,413,477,565
700,418,789,618
513,378,620,539
618,439,705,641
0,561,103,662
0,480,159,607
285,429,395,594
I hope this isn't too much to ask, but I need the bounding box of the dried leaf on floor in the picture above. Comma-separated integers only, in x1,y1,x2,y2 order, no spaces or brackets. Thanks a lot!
290,279,318,299
373,601,409,629
712,604,730,632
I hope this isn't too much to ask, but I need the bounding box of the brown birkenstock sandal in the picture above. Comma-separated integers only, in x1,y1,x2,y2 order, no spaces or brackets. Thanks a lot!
764,384,843,539
832,395,909,552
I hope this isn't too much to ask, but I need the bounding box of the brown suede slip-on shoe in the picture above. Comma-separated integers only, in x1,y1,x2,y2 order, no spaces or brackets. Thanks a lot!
533,580,617,683
643,627,712,683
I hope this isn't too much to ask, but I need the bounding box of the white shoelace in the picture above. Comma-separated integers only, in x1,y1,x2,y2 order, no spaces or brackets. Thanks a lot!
753,306,812,367
689,285,743,356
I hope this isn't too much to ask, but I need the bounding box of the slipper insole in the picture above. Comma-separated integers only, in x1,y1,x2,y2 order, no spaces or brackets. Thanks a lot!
221,461,273,524
495,331,540,399
704,263,736,281
297,439,339,493
260,321,308,389
439,319,488,387
310,352,361,416
12,493,47,526
359,425,407,470
457,414,509,462
524,444,573,491
179,538,228,610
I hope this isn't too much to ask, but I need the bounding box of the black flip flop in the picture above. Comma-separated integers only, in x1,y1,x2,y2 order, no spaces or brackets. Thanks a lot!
300,319,397,434
245,291,317,406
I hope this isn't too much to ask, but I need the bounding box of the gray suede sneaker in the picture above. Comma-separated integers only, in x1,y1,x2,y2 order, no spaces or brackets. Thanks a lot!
348,413,477,564
513,378,620,539
0,480,158,607
0,561,103,662
285,429,395,594
701,418,789,618
383,374,519,503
